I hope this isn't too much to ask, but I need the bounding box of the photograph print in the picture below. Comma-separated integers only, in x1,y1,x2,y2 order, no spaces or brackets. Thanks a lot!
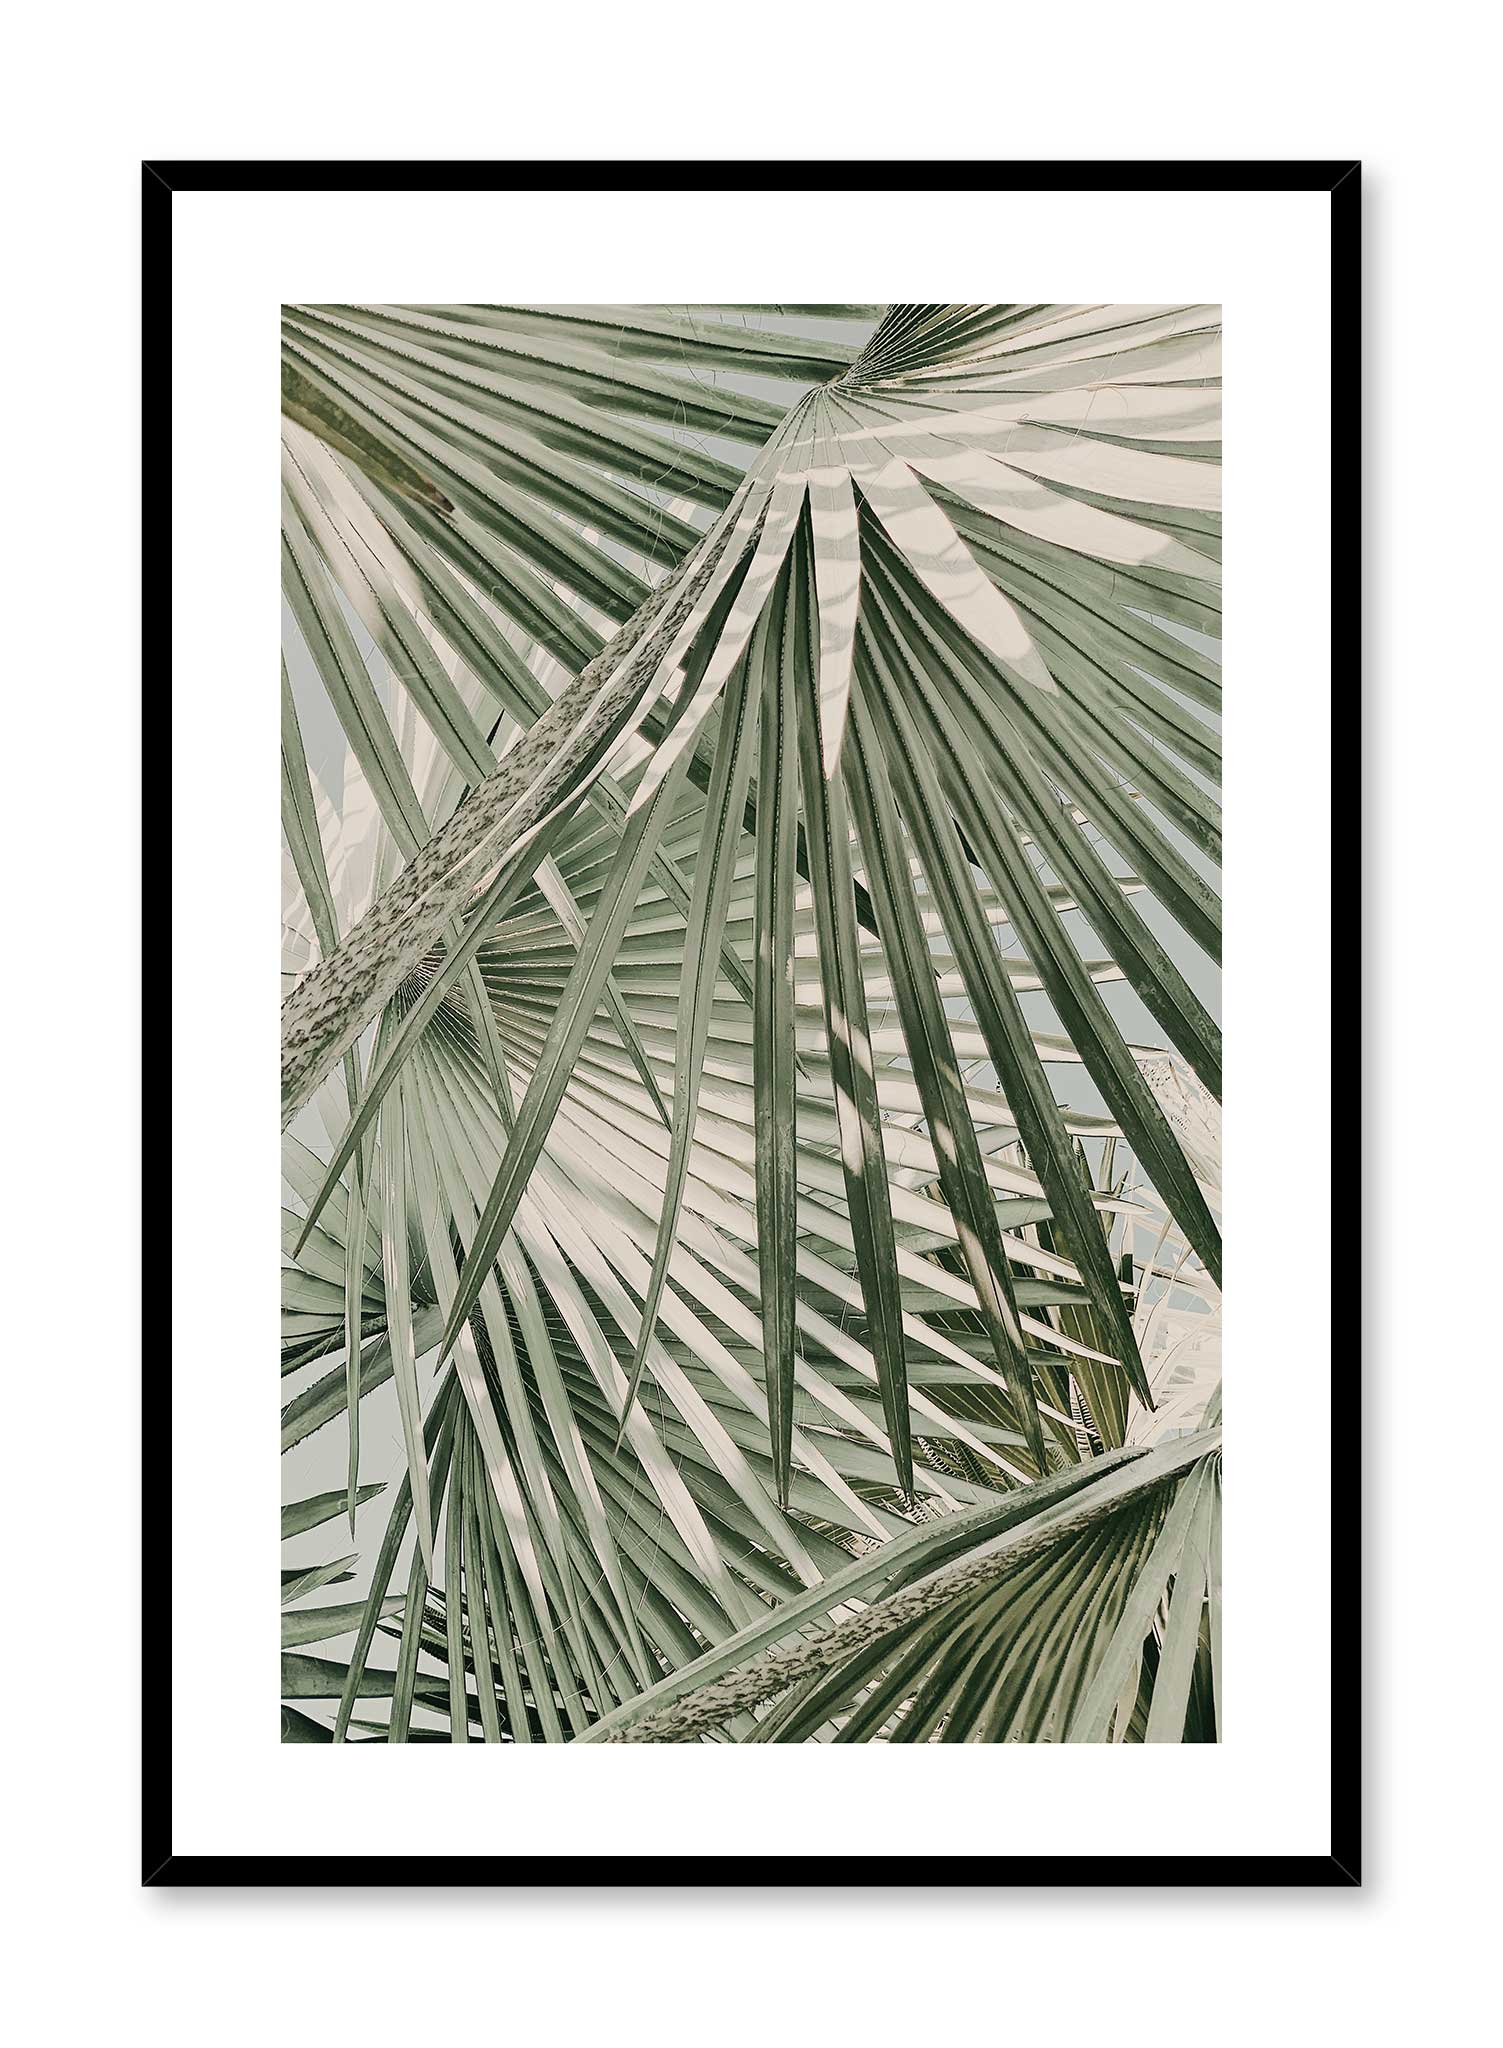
278,299,1224,1749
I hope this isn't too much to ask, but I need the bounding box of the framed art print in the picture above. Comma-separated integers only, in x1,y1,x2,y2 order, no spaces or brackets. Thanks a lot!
148,160,1358,1884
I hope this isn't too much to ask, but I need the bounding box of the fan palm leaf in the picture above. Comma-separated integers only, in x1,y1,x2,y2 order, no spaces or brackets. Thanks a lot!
279,302,1222,1741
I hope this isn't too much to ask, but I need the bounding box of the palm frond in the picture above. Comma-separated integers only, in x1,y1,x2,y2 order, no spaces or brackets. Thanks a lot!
279,303,1222,1743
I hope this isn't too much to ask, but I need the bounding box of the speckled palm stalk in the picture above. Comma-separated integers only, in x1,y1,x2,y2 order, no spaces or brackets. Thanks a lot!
279,516,735,1127
607,1436,1215,1742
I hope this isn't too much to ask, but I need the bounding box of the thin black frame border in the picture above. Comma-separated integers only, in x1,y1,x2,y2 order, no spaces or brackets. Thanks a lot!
143,157,1360,1890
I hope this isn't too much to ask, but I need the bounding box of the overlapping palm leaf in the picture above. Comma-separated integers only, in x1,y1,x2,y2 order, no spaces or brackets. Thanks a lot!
291,1365,1222,1745
280,303,1222,1740
417,1428,1222,1745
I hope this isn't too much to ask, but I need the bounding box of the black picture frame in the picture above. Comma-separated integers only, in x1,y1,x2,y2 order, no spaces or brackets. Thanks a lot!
145,157,1360,1889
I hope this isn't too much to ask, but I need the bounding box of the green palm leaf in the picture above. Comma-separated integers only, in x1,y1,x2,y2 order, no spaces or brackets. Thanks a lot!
281,303,1222,1744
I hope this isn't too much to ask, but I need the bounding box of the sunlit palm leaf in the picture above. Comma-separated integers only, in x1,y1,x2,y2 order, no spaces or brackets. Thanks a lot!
280,303,1222,1744
576,1431,1220,1744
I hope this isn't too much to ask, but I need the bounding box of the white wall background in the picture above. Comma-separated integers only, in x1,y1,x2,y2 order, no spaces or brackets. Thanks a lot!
2,6,1490,2043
